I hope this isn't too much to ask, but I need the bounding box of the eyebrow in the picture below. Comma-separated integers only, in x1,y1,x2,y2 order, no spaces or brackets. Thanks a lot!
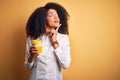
47,10,58,14
47,12,54,14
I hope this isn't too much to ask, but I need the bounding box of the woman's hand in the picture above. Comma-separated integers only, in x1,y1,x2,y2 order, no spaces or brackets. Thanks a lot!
49,24,61,42
28,46,39,63
49,24,61,48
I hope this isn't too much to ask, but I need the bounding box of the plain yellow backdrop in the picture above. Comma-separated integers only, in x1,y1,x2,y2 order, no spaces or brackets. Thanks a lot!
0,0,120,80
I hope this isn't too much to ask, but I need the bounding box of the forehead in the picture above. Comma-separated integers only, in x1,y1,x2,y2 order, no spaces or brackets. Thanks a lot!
47,9,58,14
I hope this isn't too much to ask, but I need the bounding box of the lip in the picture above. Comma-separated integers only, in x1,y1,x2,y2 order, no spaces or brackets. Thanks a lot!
54,20,59,23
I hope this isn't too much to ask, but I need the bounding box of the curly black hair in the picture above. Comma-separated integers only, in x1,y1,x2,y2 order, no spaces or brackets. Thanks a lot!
26,2,69,39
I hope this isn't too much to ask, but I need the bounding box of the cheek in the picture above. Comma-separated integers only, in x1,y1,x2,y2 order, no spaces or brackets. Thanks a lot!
47,19,54,26
47,21,51,26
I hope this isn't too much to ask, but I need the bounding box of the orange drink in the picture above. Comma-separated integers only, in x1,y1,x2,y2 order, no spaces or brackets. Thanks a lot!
32,39,42,56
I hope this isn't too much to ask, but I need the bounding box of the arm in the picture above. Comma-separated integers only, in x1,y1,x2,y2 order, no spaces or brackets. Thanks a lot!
24,37,34,70
53,35,71,69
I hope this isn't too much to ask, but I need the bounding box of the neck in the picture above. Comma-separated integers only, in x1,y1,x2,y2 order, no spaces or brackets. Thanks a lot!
44,26,51,36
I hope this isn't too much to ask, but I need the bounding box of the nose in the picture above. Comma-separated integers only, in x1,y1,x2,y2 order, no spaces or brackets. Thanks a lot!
55,17,60,23
54,15,59,19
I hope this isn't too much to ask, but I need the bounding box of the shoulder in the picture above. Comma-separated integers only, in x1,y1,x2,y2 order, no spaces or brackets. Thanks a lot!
57,33,70,46
57,33,69,39
26,36,34,45
57,33,69,43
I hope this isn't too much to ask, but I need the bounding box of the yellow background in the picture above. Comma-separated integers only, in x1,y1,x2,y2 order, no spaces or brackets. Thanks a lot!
0,0,120,80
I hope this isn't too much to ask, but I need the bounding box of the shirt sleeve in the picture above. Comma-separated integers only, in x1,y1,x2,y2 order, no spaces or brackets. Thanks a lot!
54,35,71,69
24,37,34,70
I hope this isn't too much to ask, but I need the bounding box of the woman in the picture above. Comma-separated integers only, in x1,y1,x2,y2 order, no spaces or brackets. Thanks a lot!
24,2,71,80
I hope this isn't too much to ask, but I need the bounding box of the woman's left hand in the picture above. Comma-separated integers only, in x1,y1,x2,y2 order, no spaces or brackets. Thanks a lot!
49,24,61,45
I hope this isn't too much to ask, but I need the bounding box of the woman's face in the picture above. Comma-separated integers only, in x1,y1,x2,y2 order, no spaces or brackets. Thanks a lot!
46,9,60,29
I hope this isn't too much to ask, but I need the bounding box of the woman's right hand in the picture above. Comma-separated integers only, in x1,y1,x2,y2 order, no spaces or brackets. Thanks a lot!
28,46,39,63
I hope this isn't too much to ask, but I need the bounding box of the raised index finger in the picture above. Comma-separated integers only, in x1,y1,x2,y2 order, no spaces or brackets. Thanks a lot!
56,24,62,31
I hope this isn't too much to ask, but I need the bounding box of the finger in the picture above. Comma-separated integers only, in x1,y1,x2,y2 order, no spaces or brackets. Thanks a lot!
30,49,38,54
30,46,36,49
30,50,39,56
32,51,39,54
56,24,61,31
30,47,38,51
50,29,56,35
49,32,53,37
30,47,38,52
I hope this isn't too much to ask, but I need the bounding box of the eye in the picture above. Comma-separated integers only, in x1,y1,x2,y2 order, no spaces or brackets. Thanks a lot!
48,13,54,17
